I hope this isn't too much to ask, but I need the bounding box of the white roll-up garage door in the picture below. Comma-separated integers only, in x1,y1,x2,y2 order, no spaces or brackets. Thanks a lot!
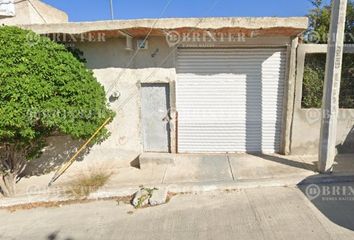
176,48,287,153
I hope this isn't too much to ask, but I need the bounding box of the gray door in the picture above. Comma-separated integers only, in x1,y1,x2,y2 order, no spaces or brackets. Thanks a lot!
141,83,170,152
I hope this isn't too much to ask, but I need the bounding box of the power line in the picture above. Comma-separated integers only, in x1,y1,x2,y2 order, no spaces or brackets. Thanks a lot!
104,0,174,97
28,0,47,23
47,0,224,185
107,0,224,108
110,0,114,20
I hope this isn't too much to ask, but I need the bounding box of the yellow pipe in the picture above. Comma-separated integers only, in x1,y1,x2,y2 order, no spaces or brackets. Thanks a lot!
48,117,112,186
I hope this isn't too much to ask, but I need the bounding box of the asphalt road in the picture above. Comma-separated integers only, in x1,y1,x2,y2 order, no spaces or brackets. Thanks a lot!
1,183,354,240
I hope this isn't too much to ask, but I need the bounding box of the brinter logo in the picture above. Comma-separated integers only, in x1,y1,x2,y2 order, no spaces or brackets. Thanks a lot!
305,184,321,200
305,184,354,201
164,30,250,47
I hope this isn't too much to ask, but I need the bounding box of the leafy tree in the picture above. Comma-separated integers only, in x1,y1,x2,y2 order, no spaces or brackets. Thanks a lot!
306,0,331,44
0,26,114,197
306,0,354,44
302,0,354,108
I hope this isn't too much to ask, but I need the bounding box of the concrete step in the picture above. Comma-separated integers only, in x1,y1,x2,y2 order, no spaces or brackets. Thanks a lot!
139,153,175,169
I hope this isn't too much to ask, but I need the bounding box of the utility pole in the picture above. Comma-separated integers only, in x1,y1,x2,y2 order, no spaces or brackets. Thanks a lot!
318,0,348,173
110,0,114,20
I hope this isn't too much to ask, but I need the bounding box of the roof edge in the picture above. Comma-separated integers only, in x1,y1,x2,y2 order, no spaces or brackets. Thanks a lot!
21,17,309,35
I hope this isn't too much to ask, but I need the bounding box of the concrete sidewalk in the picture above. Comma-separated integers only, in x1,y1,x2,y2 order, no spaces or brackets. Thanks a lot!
103,153,316,185
1,153,354,207
102,153,353,186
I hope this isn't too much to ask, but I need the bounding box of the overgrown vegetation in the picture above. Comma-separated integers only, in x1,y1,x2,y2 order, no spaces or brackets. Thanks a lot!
303,53,354,108
65,172,111,198
302,0,354,108
0,26,114,197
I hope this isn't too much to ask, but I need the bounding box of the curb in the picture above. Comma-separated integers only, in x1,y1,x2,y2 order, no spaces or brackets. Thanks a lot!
1,173,354,208
297,173,354,185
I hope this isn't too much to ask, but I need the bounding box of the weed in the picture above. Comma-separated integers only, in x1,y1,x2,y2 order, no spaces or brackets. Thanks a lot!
65,172,111,198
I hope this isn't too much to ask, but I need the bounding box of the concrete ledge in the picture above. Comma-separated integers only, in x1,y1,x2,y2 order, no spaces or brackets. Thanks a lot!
139,153,175,169
23,17,309,35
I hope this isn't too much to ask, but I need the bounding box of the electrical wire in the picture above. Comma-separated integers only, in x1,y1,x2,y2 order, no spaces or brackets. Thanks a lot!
104,0,175,97
103,0,225,116
28,0,47,23
48,0,224,186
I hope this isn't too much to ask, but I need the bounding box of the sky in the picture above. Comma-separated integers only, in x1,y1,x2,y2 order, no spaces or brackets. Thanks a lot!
42,0,331,22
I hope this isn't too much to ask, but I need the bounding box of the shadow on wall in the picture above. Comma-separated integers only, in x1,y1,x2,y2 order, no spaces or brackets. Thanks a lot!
337,126,354,154
19,136,86,178
298,178,354,231
249,153,317,171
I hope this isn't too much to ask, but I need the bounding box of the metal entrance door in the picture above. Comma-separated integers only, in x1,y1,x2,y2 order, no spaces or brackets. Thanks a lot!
141,83,170,152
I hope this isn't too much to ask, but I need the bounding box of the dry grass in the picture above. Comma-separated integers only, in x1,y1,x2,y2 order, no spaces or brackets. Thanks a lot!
65,172,111,199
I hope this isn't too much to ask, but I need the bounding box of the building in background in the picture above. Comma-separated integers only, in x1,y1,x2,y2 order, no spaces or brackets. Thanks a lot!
0,0,67,25
0,0,15,17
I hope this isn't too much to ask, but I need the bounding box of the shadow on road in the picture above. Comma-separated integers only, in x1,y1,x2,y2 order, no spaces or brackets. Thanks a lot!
298,177,354,231
47,231,74,240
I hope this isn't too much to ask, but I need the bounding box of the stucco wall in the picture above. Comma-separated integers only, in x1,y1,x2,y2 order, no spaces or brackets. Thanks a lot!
291,109,354,154
23,36,176,175
25,35,304,175
70,37,176,168
290,44,354,155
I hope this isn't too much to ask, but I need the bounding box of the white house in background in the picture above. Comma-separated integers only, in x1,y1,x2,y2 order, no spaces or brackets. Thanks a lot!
0,0,15,17
0,0,67,25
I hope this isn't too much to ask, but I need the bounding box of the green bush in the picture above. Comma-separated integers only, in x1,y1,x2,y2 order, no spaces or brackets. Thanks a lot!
302,53,354,108
0,26,114,196
303,0,354,108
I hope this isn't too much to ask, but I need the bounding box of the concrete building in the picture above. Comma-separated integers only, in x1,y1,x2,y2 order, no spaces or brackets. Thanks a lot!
2,3,353,170
20,18,309,167
0,0,67,25
291,44,354,155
